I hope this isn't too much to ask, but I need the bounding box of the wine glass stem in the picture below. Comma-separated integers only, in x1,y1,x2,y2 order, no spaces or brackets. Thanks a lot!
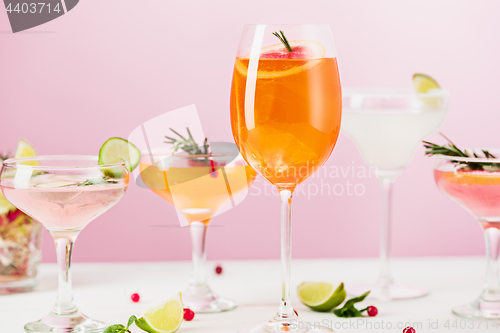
378,176,395,294
482,227,500,301
52,234,77,315
277,189,295,319
190,221,208,288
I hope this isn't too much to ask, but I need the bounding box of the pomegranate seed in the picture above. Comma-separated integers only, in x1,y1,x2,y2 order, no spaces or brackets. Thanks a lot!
130,293,140,303
367,306,378,317
293,309,298,316
215,265,223,274
403,327,415,333
183,308,195,321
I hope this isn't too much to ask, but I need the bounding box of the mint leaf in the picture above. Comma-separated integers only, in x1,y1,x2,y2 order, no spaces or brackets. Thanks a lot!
333,291,370,318
127,315,137,330
103,324,127,333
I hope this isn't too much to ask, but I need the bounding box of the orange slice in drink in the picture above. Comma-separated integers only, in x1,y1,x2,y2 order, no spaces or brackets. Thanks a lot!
235,40,326,79
444,170,500,186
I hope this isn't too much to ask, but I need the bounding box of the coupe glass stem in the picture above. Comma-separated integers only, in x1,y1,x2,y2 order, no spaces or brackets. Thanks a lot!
190,221,208,288
275,189,296,321
52,233,78,315
378,176,395,299
482,227,500,301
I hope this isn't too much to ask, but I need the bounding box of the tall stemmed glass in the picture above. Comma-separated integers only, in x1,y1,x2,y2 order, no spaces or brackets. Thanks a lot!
230,24,342,333
139,146,256,312
434,152,500,318
341,88,448,301
0,156,129,332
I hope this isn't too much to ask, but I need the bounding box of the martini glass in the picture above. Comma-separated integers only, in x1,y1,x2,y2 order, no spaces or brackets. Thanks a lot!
434,152,500,318
342,88,449,301
230,24,342,333
139,147,256,313
0,156,129,332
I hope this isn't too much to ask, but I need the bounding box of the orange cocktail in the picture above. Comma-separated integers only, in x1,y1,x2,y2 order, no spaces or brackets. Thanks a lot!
230,57,341,186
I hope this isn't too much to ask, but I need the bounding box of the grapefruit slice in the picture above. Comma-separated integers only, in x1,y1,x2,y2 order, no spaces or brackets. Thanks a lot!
235,40,326,79
260,40,326,59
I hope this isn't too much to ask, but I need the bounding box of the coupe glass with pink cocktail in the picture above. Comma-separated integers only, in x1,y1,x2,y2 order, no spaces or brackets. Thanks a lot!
433,151,500,318
0,156,129,332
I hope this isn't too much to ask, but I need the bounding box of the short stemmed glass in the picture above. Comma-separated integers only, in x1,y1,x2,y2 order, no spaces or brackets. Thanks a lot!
434,152,500,318
230,24,342,333
0,156,129,332
342,88,449,300
139,147,256,312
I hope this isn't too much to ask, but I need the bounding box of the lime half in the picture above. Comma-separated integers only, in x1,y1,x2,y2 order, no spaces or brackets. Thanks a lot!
135,292,184,333
98,137,140,175
298,282,346,312
413,73,440,93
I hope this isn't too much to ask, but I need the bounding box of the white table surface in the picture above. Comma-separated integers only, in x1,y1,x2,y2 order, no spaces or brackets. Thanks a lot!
0,257,495,333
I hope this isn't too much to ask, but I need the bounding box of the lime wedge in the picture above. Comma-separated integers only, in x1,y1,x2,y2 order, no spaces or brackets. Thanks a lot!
413,73,440,93
14,138,38,166
298,282,346,312
135,292,184,333
98,138,140,175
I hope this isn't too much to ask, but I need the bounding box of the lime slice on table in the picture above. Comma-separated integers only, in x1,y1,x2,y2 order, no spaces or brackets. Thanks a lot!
135,292,184,333
413,73,440,93
98,137,141,177
298,282,346,312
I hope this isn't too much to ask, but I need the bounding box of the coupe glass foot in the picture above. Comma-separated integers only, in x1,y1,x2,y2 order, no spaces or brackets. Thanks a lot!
24,310,106,333
347,282,429,301
453,298,500,319
183,285,237,313
238,318,334,333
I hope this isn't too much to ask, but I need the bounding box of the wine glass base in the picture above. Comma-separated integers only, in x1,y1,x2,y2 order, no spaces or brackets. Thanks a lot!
238,318,334,333
453,298,500,319
346,283,429,301
183,286,237,313
24,310,106,333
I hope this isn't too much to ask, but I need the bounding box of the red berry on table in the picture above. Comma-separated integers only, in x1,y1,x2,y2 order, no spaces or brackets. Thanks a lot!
367,306,378,317
183,308,195,321
131,293,140,302
215,265,223,274
403,327,415,333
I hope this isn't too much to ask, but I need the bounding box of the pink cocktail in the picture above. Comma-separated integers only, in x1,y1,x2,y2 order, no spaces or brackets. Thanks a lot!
0,156,129,332
434,153,500,318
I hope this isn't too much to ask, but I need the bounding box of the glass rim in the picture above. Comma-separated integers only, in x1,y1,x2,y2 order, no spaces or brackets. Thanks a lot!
342,87,450,98
2,155,126,170
434,151,500,164
242,23,331,28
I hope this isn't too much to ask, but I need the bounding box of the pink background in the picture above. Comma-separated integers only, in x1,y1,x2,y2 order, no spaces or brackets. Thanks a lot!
1,0,499,263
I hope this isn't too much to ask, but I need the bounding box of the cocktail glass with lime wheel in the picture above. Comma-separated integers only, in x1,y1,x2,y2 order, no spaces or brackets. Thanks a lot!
341,77,449,301
430,142,500,318
0,139,138,332
139,136,256,313
230,25,342,333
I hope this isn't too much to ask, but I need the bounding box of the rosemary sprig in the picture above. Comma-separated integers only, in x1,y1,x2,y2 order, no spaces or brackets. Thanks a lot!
423,133,498,171
272,30,293,52
164,127,210,165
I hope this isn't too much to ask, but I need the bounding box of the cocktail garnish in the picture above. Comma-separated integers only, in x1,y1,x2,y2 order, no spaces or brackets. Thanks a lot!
423,133,499,171
164,127,208,156
78,178,118,187
272,30,293,52
333,291,372,317
103,315,136,333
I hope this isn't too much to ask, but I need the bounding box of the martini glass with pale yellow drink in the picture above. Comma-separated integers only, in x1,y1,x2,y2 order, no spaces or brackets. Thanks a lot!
428,137,500,318
230,25,341,333
139,132,256,313
0,138,139,332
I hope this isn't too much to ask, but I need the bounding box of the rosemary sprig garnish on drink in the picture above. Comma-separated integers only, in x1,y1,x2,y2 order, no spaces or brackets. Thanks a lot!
164,128,210,165
272,30,293,52
423,133,499,171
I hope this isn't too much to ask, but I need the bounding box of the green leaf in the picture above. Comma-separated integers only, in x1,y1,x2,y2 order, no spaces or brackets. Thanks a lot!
127,315,137,330
103,324,127,333
333,291,370,318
